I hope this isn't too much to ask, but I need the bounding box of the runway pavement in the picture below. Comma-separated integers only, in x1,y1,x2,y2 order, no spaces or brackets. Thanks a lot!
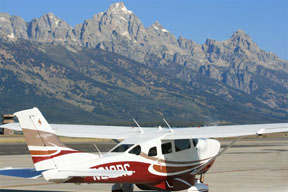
0,138,287,192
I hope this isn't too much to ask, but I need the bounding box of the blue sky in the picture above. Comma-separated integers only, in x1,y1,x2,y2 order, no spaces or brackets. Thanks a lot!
1,0,287,60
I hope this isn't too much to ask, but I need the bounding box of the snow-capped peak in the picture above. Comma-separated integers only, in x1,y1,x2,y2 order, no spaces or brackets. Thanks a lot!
108,2,133,14
0,17,9,22
151,21,169,33
7,33,15,39
161,28,169,33
45,13,61,26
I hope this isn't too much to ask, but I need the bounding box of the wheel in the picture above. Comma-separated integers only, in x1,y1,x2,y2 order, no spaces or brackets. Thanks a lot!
112,183,134,192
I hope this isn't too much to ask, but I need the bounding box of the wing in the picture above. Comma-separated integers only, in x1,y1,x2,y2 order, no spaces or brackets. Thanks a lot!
0,123,148,139
51,124,154,139
163,123,288,140
1,122,288,140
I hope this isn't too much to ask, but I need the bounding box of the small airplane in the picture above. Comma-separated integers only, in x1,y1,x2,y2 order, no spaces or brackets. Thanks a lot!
0,107,287,192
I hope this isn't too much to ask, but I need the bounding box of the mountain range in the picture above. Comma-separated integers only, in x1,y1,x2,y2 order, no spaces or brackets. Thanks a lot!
0,2,287,125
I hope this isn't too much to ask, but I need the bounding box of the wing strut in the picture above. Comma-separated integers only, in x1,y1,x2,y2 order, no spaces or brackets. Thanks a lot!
192,138,241,175
93,143,103,157
133,119,144,133
216,138,241,157
163,119,173,133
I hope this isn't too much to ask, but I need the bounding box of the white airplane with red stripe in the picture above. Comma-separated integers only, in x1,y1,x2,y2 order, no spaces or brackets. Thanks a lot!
0,107,287,192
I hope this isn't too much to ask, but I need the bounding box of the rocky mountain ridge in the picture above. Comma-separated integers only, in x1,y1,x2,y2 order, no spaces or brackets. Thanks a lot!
0,38,287,124
1,3,286,66
0,2,287,123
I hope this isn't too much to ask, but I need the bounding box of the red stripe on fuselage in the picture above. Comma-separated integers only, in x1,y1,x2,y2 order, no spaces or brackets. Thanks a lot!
30,150,57,156
153,163,200,174
66,161,199,191
66,161,164,184
31,150,80,163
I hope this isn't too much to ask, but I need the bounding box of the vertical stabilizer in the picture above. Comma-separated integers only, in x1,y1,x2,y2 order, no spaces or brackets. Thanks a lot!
14,108,79,171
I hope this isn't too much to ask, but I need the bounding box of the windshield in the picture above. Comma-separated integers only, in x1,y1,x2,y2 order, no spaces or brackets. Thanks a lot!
111,144,134,153
128,145,141,155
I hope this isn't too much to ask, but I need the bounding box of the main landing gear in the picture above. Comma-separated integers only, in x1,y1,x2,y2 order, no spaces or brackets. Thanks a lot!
200,174,205,183
112,183,134,192
186,174,208,192
111,176,208,192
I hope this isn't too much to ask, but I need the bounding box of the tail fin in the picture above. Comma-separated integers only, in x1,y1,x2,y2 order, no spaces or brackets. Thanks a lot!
14,108,79,171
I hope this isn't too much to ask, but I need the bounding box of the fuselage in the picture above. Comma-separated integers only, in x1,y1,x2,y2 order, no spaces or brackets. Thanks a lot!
59,137,220,191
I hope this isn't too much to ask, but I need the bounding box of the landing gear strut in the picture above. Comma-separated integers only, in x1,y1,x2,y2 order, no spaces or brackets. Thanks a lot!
187,179,209,192
187,174,208,192
200,174,205,183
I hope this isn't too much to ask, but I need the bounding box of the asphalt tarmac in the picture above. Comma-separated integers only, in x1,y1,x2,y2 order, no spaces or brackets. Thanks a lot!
0,138,287,192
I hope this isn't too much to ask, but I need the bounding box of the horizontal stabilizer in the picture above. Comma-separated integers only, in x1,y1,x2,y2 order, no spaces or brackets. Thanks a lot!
58,169,134,178
0,123,21,131
0,167,43,179
42,168,134,181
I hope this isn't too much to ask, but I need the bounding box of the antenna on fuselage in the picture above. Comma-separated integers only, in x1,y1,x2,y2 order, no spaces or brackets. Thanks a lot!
133,119,144,133
163,118,173,133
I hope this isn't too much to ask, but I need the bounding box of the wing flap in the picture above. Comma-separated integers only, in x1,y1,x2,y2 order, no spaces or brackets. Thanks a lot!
0,123,144,139
52,124,144,139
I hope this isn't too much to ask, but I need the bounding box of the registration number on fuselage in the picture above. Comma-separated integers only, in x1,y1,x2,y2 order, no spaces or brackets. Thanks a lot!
93,163,131,181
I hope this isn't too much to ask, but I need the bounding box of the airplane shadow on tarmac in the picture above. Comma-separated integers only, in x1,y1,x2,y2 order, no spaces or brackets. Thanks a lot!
0,190,161,192
0,190,66,192
0,190,158,192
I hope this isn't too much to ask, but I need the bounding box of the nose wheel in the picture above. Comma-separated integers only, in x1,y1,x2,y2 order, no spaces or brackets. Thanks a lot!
187,179,209,192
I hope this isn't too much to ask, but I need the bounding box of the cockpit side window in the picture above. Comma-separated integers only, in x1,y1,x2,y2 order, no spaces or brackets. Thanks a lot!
148,146,157,156
175,139,191,152
192,139,199,147
111,144,133,153
161,142,172,154
128,145,141,155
